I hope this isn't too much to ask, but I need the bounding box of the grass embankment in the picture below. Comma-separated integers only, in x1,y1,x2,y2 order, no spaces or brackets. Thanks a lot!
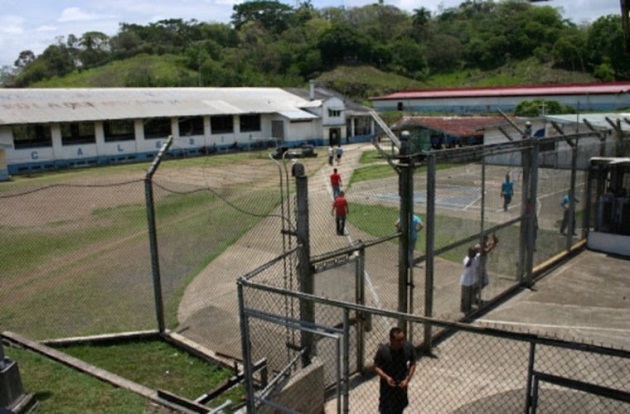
5,339,243,414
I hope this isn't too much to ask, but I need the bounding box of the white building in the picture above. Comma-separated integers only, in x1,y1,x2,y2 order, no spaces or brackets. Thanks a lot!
0,84,374,176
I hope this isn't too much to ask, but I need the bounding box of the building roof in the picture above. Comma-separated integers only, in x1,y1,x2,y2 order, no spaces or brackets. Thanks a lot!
369,82,630,101
284,86,372,115
392,116,511,137
0,87,320,125
544,112,630,132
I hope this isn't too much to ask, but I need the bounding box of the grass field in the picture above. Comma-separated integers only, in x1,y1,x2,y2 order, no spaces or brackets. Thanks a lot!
5,338,243,413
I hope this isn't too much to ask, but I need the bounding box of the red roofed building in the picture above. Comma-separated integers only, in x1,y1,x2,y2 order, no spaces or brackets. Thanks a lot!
391,116,514,150
370,82,630,114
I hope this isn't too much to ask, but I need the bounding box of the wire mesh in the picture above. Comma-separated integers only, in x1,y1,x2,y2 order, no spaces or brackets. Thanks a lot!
239,278,630,413
0,173,153,340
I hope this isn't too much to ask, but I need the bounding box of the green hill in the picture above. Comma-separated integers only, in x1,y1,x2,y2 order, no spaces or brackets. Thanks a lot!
31,55,598,106
33,54,198,88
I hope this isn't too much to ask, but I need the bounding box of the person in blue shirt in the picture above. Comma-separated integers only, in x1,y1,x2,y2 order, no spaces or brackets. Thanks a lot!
395,214,423,267
560,192,579,235
501,174,514,212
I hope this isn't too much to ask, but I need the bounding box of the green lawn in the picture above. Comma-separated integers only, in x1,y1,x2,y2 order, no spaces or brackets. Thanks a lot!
5,339,243,413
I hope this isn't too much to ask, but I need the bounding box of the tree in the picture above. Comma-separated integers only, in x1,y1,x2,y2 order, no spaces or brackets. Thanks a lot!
390,39,426,77
587,15,630,79
514,99,574,117
110,24,147,58
412,7,431,28
427,34,463,72
231,0,294,34
78,31,110,68
14,50,35,68
0,65,17,86
552,32,587,71
317,24,370,68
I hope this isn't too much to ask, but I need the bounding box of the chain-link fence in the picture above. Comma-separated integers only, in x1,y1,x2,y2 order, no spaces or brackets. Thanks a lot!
0,174,152,340
237,128,629,412
0,143,330,343
238,269,630,413
1,121,628,412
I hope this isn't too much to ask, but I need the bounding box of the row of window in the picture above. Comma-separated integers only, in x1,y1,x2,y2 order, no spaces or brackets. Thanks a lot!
11,115,261,149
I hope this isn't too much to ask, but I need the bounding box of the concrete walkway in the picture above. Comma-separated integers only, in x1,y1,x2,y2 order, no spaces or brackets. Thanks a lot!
176,143,376,355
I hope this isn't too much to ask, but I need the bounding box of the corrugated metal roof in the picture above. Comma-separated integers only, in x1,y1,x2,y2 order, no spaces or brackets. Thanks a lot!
392,116,510,137
0,87,317,125
544,112,630,132
370,82,630,101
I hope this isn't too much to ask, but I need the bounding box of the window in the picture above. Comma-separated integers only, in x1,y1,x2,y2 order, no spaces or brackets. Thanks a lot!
349,117,372,136
328,109,341,117
179,116,204,136
539,140,555,153
61,122,96,145
211,115,233,134
12,124,52,149
239,114,261,132
103,120,135,142
144,117,172,140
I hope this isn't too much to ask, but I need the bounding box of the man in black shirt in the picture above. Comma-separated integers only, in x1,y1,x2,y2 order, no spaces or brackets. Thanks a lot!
374,327,417,414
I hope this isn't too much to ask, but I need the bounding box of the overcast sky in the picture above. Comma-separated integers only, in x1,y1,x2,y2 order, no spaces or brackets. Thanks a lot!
0,0,621,68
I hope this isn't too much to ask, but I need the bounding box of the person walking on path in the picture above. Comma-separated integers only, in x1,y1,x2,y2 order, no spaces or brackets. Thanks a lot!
460,246,480,314
330,168,342,199
336,145,344,165
395,214,423,267
328,146,334,166
501,174,514,212
374,327,417,414
560,192,579,235
331,190,349,235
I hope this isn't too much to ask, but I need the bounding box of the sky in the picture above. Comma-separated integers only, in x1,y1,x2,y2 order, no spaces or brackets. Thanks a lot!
0,0,622,69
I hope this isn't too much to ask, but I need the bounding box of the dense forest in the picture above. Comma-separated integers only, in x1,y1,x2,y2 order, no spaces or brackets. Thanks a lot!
1,0,628,100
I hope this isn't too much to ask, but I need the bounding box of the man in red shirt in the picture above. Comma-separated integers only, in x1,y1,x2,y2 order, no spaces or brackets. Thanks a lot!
331,191,349,235
330,168,342,199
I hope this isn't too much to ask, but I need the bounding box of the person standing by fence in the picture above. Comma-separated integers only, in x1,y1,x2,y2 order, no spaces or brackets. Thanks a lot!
560,192,579,235
476,233,498,297
460,246,480,313
395,214,423,268
374,327,416,414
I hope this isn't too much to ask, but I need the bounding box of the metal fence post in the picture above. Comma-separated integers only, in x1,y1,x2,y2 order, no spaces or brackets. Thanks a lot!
397,157,412,332
237,282,256,413
423,153,436,353
519,139,531,281
343,309,350,414
525,140,539,286
355,245,366,373
567,139,579,246
295,167,314,366
144,136,172,333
